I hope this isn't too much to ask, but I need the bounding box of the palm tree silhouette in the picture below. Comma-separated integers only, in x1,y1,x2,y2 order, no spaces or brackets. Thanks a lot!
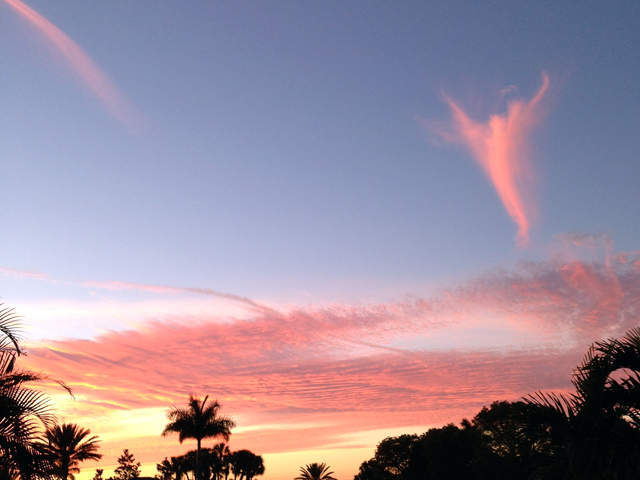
211,442,231,480
157,456,189,480
295,463,336,480
163,396,235,480
0,305,61,479
527,326,640,478
43,423,102,480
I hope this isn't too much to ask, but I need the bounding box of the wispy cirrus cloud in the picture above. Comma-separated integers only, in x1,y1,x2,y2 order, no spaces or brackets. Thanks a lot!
79,280,275,315
1,270,274,334
2,0,140,130
431,73,550,246
0,266,49,280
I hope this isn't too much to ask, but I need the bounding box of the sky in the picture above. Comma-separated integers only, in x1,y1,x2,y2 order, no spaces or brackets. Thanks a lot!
1,0,640,478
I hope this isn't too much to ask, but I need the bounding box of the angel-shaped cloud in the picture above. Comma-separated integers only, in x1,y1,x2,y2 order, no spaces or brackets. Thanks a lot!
441,73,550,246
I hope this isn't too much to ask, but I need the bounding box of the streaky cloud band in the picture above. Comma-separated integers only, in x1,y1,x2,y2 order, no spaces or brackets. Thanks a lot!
2,0,140,130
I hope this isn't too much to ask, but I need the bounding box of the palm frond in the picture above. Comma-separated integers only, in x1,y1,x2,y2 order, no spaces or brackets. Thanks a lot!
524,390,576,419
295,463,336,480
0,305,21,354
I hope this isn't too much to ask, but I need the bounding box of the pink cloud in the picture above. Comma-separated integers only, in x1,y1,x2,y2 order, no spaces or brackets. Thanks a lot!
14,238,640,477
23,250,640,436
27,332,578,446
0,266,48,280
436,73,550,246
2,0,139,130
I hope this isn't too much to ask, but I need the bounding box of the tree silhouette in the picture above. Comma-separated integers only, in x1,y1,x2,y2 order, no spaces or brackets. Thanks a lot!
157,456,189,480
199,444,234,480
162,396,235,480
470,400,564,478
354,435,417,480
295,463,336,480
210,443,231,480
229,450,264,480
113,449,141,480
156,458,174,480
526,326,640,478
0,305,62,479
160,446,263,480
354,327,640,480
406,424,488,480
43,423,101,480
92,469,104,480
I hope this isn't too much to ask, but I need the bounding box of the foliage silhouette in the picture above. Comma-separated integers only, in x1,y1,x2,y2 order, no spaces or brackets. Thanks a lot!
406,424,489,480
0,305,70,480
43,423,102,480
114,449,141,480
210,443,232,480
526,326,640,478
354,435,417,480
355,326,640,480
156,445,263,480
229,450,264,480
295,463,336,480
157,457,189,480
470,400,565,478
163,396,235,480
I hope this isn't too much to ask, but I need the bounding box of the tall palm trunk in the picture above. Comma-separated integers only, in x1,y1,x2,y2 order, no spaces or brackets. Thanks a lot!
61,457,70,480
196,437,201,480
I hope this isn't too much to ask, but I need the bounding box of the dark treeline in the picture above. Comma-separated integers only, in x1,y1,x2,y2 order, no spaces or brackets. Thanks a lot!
159,395,264,480
355,327,640,480
156,444,264,480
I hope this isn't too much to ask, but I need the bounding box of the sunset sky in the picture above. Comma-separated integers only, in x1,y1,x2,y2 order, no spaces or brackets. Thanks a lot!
2,1,640,479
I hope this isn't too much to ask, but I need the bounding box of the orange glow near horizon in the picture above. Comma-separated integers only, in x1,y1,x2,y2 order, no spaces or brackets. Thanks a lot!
442,73,550,246
2,0,138,129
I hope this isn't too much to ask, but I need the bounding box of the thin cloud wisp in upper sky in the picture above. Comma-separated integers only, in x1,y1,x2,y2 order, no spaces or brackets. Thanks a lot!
2,0,139,130
436,73,550,246
0,266,274,316
0,267,48,280
80,280,277,315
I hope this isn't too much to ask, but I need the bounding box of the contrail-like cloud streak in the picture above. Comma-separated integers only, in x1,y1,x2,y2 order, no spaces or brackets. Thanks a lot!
0,264,278,318
80,280,277,315
443,73,550,246
2,0,138,129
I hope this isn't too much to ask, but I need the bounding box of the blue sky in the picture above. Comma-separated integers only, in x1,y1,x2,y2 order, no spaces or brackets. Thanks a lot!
2,0,638,303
